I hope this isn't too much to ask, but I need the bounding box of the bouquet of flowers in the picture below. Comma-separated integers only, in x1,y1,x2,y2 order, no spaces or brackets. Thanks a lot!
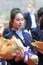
0,36,25,60
0,36,38,65
32,41,43,54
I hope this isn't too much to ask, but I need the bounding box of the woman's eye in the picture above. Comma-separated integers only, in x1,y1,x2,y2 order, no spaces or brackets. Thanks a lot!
21,18,24,21
16,19,20,21
16,18,24,21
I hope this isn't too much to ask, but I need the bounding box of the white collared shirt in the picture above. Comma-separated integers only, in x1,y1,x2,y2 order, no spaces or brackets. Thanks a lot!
30,12,37,28
16,30,24,40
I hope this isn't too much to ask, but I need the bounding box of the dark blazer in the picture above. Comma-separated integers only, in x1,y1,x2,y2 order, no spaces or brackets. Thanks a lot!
31,27,39,41
3,27,34,65
3,27,34,49
24,12,37,30
24,12,39,41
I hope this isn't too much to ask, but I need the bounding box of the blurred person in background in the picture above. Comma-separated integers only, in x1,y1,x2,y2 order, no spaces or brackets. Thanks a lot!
37,7,43,65
24,3,38,30
24,3,39,41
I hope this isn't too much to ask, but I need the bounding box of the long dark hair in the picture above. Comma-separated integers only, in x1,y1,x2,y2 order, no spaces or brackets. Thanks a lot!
9,8,23,31
37,7,43,19
40,16,43,30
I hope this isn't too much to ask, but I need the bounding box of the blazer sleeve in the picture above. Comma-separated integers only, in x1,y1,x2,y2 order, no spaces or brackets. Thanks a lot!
3,27,13,39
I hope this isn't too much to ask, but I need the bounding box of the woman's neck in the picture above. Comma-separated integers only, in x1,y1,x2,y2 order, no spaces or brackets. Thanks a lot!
12,28,21,31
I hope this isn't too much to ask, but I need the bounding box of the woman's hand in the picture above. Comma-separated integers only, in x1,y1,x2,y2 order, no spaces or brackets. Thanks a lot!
29,54,38,65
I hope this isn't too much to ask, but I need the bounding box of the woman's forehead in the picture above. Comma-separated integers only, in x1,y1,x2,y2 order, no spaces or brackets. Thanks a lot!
15,13,24,18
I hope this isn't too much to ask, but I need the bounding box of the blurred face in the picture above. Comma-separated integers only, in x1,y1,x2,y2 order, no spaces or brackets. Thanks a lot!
27,4,34,13
12,13,24,30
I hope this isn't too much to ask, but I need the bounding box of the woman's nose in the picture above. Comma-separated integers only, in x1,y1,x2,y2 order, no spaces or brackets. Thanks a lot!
19,20,23,24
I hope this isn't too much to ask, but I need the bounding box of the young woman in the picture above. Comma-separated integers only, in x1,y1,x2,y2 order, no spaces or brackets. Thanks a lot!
3,8,34,65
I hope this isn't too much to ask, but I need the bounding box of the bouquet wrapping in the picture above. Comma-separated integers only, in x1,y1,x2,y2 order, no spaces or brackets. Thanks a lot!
0,36,38,65
32,41,43,54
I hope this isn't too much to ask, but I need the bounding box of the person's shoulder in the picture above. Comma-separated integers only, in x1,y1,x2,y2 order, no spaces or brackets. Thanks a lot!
4,27,10,31
3,27,10,35
24,29,30,33
4,27,9,30
23,29,31,37
24,12,29,15
24,12,30,17
23,30,31,42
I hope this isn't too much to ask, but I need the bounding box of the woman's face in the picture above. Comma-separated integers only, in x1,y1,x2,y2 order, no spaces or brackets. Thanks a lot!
12,13,24,30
